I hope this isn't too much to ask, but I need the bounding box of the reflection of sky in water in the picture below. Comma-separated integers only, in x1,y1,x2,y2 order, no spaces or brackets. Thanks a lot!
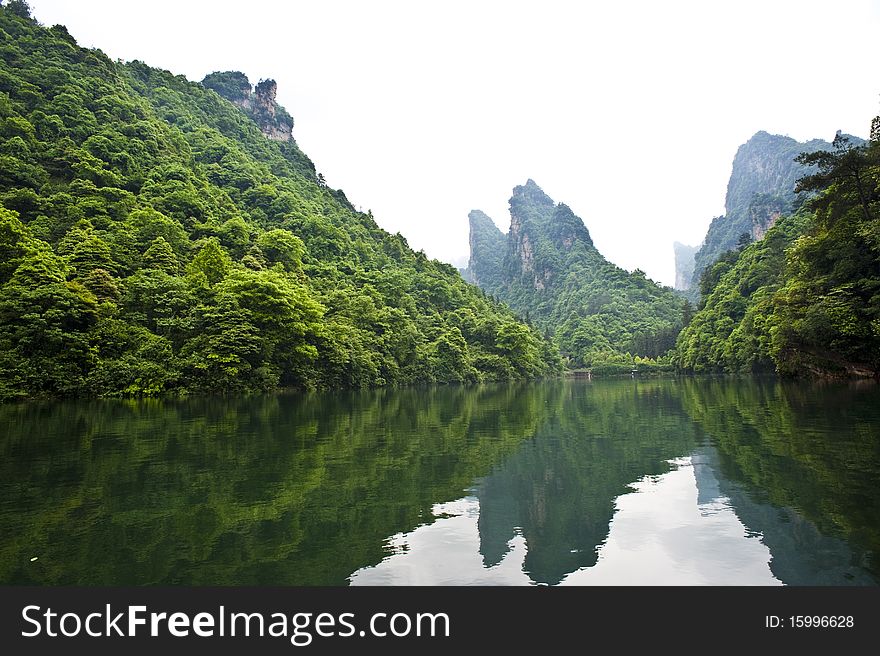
350,455,781,586
350,498,530,586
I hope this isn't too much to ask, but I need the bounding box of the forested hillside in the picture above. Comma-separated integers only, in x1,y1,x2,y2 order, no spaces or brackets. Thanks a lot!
467,180,686,369
0,5,558,400
676,128,880,377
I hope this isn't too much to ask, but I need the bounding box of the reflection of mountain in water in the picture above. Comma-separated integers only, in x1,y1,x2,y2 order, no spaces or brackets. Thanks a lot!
680,378,880,584
0,383,556,585
476,382,701,585
2,377,877,586
693,446,875,585
476,378,880,586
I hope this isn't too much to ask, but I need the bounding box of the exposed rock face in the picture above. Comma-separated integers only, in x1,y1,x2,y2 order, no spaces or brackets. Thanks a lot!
747,194,788,241
469,180,597,298
684,131,859,298
201,71,294,142
503,179,593,291
673,241,697,291
248,79,293,142
508,180,553,281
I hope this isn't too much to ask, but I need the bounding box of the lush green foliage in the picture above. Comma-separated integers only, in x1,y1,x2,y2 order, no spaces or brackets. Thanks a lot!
676,131,880,376
201,71,251,102
468,180,685,368
0,7,558,399
675,211,808,372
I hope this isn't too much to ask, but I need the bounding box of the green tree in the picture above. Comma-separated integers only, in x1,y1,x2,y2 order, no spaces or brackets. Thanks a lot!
0,249,97,397
428,327,478,383
0,207,38,284
4,0,31,19
181,296,265,391
256,229,305,272
796,133,879,223
126,208,189,255
186,239,231,285
216,269,325,385
218,216,251,256
122,269,194,346
142,236,179,274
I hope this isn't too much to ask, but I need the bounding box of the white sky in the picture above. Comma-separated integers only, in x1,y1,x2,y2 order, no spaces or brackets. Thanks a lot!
23,0,880,286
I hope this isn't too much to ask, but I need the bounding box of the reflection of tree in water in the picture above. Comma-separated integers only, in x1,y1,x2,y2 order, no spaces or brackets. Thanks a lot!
692,446,875,585
476,379,701,585
680,377,880,584
2,377,877,586
477,377,880,586
0,383,556,585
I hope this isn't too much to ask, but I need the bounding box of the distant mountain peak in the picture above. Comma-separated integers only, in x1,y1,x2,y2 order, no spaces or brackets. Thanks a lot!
468,209,500,227
512,179,554,208
467,183,684,364
678,130,866,299
465,210,506,287
672,242,697,291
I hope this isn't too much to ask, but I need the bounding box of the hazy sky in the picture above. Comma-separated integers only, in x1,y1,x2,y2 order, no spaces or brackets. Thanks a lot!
23,0,880,285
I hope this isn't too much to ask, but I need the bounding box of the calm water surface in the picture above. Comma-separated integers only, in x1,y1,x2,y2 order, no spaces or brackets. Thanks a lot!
1,378,878,585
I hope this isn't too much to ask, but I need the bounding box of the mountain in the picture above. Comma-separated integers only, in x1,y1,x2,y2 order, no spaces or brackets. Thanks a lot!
0,5,559,399
680,131,855,299
463,209,505,288
676,129,880,377
468,180,685,368
673,241,697,291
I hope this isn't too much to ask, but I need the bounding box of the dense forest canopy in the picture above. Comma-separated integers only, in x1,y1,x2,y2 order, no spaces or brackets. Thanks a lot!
0,5,559,400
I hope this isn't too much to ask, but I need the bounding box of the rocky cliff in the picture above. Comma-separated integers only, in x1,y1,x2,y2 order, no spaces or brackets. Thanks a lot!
680,131,849,297
502,179,594,291
202,71,294,142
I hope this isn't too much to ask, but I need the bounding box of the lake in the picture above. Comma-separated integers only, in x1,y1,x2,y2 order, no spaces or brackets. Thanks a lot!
1,377,878,585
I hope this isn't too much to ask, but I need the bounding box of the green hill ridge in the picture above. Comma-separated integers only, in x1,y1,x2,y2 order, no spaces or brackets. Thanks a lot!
0,5,559,400
678,130,864,298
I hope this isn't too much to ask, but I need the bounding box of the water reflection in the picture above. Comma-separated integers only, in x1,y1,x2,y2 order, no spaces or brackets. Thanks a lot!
693,447,874,585
0,384,553,585
475,382,700,584
561,455,779,586
353,453,782,586
355,378,880,585
1,378,878,585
